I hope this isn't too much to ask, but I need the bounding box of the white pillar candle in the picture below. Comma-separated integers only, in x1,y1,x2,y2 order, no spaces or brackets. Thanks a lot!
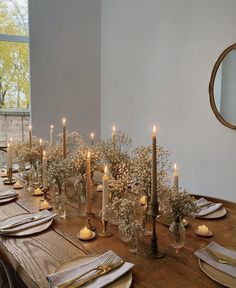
173,162,179,191
197,225,209,236
102,165,109,210
140,195,147,205
40,200,49,210
50,124,54,145
79,226,91,239
42,150,48,189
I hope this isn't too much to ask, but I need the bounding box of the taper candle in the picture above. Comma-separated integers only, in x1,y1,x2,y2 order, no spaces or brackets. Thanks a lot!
151,125,157,215
29,125,32,148
90,132,94,145
50,125,54,145
173,162,179,191
42,150,48,189
39,139,43,164
86,151,92,215
102,165,109,210
62,118,66,158
112,125,116,143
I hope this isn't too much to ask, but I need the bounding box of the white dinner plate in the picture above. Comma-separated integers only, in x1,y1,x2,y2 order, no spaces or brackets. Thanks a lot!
0,195,18,204
198,207,227,219
54,255,132,288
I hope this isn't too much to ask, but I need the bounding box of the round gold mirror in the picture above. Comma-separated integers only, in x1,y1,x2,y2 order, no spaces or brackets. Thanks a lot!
209,43,236,129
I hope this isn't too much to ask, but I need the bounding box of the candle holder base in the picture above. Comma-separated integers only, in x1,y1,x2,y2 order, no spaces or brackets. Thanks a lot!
145,247,165,259
86,217,96,232
3,178,16,185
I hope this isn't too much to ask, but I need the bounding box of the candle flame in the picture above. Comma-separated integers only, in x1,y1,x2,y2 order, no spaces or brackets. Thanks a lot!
112,125,116,132
29,125,32,130
50,124,54,129
90,132,94,139
62,118,66,125
104,165,108,174
39,138,42,144
174,162,177,170
10,137,13,142
7,143,10,148
87,151,90,158
152,125,156,133
43,150,46,156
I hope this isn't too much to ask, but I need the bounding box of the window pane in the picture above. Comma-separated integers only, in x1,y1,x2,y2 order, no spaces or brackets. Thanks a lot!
0,41,30,109
0,0,28,36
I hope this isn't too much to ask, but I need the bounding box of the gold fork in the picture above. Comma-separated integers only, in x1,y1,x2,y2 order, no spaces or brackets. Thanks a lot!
58,254,116,288
206,248,236,266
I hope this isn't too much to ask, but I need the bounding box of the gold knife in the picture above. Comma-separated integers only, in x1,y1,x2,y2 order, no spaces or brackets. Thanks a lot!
208,247,236,265
70,260,125,288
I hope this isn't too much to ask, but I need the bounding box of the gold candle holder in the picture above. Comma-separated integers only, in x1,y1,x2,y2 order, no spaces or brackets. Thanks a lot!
98,219,112,237
4,168,16,185
86,216,96,232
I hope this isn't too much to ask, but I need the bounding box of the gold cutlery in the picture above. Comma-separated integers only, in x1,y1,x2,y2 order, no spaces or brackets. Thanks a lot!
58,254,116,288
71,260,125,288
206,247,236,266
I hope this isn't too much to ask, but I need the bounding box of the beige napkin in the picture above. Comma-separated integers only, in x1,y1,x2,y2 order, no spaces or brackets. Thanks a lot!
0,210,56,234
195,242,236,278
48,250,134,288
0,189,17,199
193,198,223,217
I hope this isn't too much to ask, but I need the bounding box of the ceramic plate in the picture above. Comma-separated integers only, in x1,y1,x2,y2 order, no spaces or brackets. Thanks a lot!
0,195,18,204
198,207,227,219
0,214,53,236
54,255,132,288
77,231,96,241
199,258,236,288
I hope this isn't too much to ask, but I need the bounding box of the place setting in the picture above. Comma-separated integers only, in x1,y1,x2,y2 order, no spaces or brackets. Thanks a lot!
0,209,57,237
195,241,236,288
0,189,18,204
193,197,227,219
47,250,134,288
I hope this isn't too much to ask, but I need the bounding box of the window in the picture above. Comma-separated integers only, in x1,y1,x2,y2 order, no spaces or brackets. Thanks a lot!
0,0,29,165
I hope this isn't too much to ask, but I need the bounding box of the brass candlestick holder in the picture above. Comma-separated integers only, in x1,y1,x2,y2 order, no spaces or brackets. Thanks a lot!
3,168,16,185
42,187,50,200
98,219,112,237
145,202,165,259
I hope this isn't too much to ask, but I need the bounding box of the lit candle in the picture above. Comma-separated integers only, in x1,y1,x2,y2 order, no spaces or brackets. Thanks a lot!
90,132,94,145
79,226,91,239
173,162,179,191
86,151,92,214
42,151,48,189
29,125,32,148
34,187,43,195
102,165,109,210
40,200,50,210
151,125,157,215
50,124,54,145
62,118,66,158
140,195,147,205
112,125,116,143
197,225,209,236
39,138,43,164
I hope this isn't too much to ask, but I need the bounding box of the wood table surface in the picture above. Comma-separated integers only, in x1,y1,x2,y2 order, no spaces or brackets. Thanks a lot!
0,177,236,288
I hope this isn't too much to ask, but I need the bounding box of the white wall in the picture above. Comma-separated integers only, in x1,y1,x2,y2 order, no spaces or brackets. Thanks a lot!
101,0,236,201
29,0,101,142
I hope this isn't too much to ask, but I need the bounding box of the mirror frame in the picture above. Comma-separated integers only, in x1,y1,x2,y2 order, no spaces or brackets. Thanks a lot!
209,43,236,130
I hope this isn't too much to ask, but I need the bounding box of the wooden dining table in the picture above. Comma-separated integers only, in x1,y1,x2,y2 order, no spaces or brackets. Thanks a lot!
0,176,236,288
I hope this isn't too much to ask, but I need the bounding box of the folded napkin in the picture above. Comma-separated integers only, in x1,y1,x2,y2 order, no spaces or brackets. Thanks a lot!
48,250,134,288
195,242,236,278
193,198,223,217
0,210,56,234
0,190,17,199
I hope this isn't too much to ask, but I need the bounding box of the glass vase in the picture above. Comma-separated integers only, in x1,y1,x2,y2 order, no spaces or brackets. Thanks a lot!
58,202,67,219
74,177,87,216
55,184,67,219
128,235,138,253
169,219,185,250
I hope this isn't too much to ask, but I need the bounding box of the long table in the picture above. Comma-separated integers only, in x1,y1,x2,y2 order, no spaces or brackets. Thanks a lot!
0,178,236,288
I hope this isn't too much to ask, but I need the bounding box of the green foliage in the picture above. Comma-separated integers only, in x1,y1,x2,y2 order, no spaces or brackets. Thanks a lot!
0,0,29,109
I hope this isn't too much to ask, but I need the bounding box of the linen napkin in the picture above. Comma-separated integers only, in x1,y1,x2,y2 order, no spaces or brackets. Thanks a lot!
195,242,236,278
0,210,56,234
193,198,223,217
0,190,17,199
47,250,134,288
